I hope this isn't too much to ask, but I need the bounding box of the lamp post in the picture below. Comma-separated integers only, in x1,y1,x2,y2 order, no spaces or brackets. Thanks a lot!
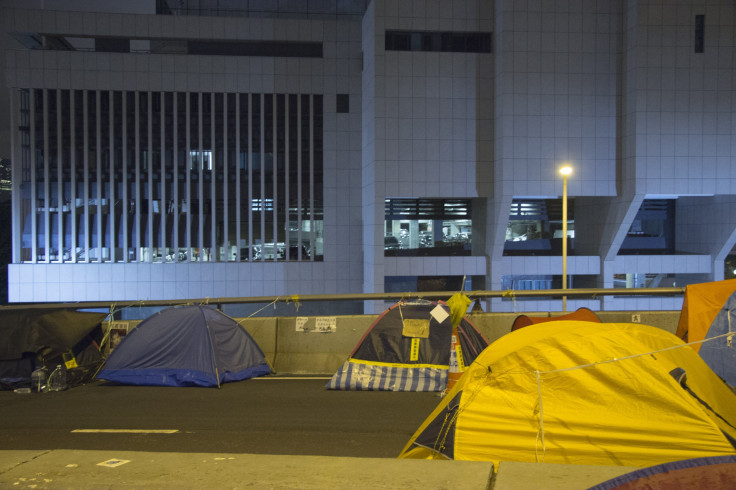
559,165,573,311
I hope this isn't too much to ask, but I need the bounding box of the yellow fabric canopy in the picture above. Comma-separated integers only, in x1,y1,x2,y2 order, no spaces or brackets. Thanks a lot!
399,321,736,467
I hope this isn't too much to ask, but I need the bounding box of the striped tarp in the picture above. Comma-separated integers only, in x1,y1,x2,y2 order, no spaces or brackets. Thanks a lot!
326,360,448,391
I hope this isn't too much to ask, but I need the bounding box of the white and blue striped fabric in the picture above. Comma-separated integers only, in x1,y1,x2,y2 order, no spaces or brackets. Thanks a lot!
326,360,448,391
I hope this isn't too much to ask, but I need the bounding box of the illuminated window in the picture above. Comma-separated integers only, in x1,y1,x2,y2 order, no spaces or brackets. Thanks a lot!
504,199,574,256
190,150,213,171
16,89,323,264
384,199,472,257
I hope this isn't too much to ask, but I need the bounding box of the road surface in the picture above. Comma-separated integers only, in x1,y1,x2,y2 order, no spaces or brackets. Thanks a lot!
1,378,442,458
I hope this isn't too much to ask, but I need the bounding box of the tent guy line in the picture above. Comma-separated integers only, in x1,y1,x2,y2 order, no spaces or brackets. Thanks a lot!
525,329,736,463
431,329,735,391
463,329,736,462
534,330,735,376
535,369,546,463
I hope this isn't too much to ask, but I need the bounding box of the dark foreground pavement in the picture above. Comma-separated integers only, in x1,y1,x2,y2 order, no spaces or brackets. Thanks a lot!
0,378,636,489
0,449,637,489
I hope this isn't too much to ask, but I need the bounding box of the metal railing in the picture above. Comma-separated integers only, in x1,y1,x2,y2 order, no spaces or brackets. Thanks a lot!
0,287,686,311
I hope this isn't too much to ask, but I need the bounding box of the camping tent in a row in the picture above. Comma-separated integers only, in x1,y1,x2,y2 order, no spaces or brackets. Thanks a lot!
101,300,483,391
97,305,271,387
676,278,736,388
326,300,488,391
399,321,736,467
0,309,107,390
511,306,600,331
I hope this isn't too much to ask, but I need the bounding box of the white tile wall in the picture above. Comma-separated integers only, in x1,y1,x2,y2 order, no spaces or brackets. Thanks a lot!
364,1,494,303
634,1,735,196
6,6,365,304
5,2,735,310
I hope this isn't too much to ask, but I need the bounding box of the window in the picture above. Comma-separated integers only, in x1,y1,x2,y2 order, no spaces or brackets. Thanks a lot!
725,253,736,280
501,274,596,295
385,30,491,53
385,275,484,293
694,15,705,53
190,150,213,171
501,275,553,291
619,200,674,255
504,199,574,256
15,33,324,58
95,37,130,53
16,88,323,264
188,40,322,58
384,198,472,256
336,94,349,114
613,273,700,289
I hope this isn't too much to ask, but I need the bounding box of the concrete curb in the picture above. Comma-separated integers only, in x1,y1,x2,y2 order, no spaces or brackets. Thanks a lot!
0,450,640,489
0,450,494,489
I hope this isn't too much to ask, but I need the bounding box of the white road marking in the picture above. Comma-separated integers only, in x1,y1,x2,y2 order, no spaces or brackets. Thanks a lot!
97,459,131,468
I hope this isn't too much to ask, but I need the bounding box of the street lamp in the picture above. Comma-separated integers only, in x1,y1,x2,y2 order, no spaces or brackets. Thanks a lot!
559,165,573,311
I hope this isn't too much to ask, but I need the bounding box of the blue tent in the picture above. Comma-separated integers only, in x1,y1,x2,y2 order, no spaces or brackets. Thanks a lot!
97,305,271,387
326,301,488,391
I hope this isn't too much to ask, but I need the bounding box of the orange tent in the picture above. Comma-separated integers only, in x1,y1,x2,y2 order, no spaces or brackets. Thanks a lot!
675,279,736,387
511,307,600,331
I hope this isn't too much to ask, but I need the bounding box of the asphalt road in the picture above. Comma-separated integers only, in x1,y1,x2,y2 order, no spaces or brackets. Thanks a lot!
0,378,442,458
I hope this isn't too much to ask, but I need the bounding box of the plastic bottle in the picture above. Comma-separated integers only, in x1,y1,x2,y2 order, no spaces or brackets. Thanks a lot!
31,367,47,393
47,364,67,392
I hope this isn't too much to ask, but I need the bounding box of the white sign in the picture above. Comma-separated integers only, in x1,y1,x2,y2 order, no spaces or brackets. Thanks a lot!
315,317,336,333
430,304,450,324
296,317,336,333
296,317,309,331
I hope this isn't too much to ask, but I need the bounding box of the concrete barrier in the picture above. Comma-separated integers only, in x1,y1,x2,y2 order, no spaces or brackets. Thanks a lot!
104,311,682,375
240,310,681,375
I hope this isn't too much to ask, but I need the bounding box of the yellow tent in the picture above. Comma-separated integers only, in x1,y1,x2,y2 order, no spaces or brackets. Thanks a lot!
399,321,736,467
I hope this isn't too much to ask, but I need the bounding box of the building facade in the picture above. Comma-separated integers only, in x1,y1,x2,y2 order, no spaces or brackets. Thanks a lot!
3,0,735,312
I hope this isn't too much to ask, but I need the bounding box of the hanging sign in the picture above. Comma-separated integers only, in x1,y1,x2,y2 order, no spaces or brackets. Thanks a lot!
410,338,421,361
430,304,449,324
